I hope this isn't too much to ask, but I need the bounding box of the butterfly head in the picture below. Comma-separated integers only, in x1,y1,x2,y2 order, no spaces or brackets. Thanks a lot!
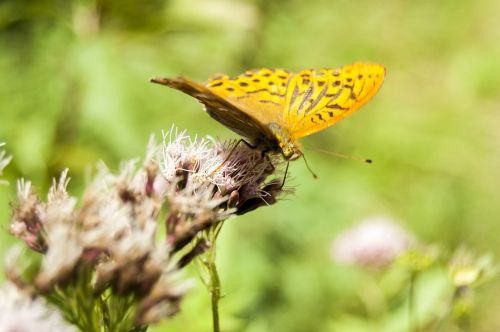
267,122,302,161
280,141,302,160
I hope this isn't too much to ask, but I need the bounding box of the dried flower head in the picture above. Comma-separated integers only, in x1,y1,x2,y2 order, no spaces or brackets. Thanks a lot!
7,140,189,327
331,216,414,269
7,127,288,328
0,282,76,332
157,127,287,254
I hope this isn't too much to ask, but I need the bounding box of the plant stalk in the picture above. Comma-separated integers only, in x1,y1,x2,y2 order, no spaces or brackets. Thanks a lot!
408,271,418,332
209,260,221,332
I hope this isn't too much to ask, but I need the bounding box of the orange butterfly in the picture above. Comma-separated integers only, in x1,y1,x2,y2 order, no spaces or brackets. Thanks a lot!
151,62,385,161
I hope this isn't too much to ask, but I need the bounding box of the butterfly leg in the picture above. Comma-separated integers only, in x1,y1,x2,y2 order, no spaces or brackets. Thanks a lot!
260,150,276,174
208,139,255,177
279,161,290,189
252,149,289,189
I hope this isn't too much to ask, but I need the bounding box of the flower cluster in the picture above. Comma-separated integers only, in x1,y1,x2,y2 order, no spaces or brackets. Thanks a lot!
6,127,287,330
9,164,188,327
158,128,287,257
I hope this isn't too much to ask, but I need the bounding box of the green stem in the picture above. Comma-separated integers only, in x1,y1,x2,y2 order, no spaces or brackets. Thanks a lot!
433,287,463,332
408,271,418,332
209,260,221,332
204,223,224,332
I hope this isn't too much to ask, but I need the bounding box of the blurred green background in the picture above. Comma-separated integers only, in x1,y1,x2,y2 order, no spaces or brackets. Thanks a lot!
1,0,499,331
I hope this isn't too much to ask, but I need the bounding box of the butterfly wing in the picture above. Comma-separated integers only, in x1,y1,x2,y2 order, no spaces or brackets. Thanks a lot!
206,68,291,126
151,64,384,151
284,63,386,138
150,76,276,142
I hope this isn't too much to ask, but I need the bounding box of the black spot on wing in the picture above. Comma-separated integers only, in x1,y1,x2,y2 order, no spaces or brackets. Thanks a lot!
325,87,344,102
259,100,281,106
325,103,349,110
343,84,357,100
235,88,285,99
210,81,223,88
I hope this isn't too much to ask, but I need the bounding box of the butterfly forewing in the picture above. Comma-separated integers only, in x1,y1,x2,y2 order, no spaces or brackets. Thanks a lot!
286,63,386,138
283,69,330,127
206,69,291,126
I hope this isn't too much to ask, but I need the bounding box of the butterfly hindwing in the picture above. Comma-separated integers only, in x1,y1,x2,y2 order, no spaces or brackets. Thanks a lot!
151,77,275,142
285,63,386,138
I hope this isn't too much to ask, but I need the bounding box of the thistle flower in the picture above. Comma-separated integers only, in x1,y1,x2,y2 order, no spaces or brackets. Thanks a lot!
0,282,76,332
157,127,287,255
331,216,414,269
7,127,287,329
7,140,189,327
10,179,49,253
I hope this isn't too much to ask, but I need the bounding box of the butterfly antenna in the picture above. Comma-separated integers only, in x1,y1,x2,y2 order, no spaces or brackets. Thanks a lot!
301,153,318,179
308,147,372,164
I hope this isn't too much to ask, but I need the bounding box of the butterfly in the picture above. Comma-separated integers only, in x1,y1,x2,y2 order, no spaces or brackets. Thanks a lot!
151,62,385,161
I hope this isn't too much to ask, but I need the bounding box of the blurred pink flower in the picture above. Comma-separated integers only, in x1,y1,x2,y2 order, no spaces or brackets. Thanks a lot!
331,216,414,268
